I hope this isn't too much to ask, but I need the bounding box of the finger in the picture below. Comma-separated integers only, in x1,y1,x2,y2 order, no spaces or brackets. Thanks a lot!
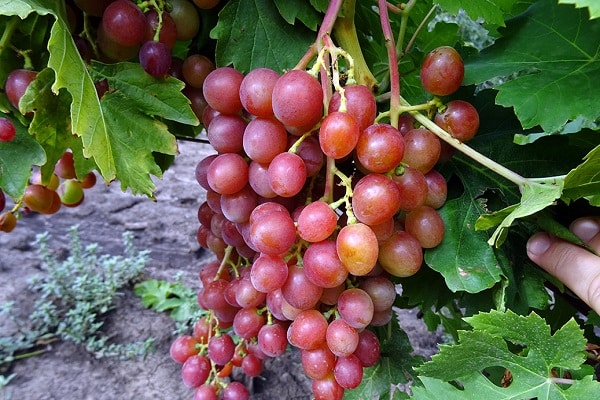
569,217,600,252
527,232,600,314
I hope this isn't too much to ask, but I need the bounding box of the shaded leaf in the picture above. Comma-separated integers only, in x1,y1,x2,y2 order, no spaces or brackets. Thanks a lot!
559,0,600,19
562,144,600,206
210,0,315,73
274,0,322,30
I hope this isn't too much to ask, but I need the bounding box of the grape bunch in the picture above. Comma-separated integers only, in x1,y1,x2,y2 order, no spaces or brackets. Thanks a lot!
171,43,479,399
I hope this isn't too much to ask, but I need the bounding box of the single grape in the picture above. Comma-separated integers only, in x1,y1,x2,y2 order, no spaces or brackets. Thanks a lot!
207,113,246,154
170,335,199,364
392,166,428,211
0,118,17,142
356,123,404,173
360,276,396,312
326,318,359,357
22,184,61,214
101,0,146,47
193,384,218,400
139,40,172,78
193,0,221,9
0,212,17,233
57,180,84,207
241,353,263,377
220,185,258,224
336,223,378,276
434,100,480,142
281,265,323,310
272,69,323,131
333,354,363,389
203,67,244,115
312,372,345,400
351,174,401,226
5,69,38,110
378,230,423,277
401,128,441,174
337,288,374,329
182,54,215,88
222,381,249,400
319,111,360,159
250,253,288,292
181,355,211,388
353,329,380,367
420,46,464,96
243,117,288,163
169,0,200,41
424,169,447,209
206,153,248,195
287,309,328,350
297,201,338,242
249,207,296,255
239,67,280,117
329,85,377,131
267,152,307,198
257,322,288,357
303,240,349,288
207,333,235,365
144,10,177,49
233,306,265,339
404,205,445,248
301,344,336,380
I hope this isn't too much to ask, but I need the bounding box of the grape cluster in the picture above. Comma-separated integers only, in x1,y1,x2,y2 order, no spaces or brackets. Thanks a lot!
173,44,478,399
71,0,220,78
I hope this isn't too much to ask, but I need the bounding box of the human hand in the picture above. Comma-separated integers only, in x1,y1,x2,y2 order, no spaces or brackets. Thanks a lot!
527,216,600,314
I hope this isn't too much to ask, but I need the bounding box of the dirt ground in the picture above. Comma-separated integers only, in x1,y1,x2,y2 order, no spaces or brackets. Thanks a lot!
0,140,441,400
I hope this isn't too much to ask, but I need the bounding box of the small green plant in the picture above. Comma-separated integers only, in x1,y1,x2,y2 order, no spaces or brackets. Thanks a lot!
134,274,205,334
0,225,154,369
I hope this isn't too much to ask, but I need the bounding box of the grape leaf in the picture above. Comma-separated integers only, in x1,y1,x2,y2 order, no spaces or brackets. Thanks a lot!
345,315,421,400
559,0,600,19
562,144,600,206
98,91,178,197
435,0,521,28
413,310,598,400
273,0,322,30
210,0,315,73
89,62,198,125
463,0,600,133
0,114,45,199
425,174,502,293
477,179,565,246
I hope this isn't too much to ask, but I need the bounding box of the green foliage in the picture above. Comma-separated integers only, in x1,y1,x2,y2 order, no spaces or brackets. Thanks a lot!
210,0,317,73
134,277,204,333
0,226,154,366
463,0,600,133
559,0,600,18
413,310,599,399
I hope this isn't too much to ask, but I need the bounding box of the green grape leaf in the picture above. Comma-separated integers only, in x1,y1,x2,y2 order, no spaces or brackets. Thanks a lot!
210,0,315,73
98,91,178,197
0,115,45,199
562,144,600,206
559,0,600,19
476,179,565,247
19,68,73,183
89,62,198,126
435,0,521,28
414,310,598,400
345,315,420,400
425,176,502,293
463,0,600,133
273,0,322,30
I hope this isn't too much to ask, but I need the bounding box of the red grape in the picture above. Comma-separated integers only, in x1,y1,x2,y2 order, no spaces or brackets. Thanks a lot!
319,111,360,159
0,118,17,142
434,99,480,142
272,70,323,131
420,46,464,96
101,0,145,47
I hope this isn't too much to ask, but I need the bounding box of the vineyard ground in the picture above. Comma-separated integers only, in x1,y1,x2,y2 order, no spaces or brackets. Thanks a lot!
0,140,442,400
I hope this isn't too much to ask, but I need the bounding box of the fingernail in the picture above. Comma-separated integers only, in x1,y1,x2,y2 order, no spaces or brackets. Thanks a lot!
527,232,551,256
571,218,600,242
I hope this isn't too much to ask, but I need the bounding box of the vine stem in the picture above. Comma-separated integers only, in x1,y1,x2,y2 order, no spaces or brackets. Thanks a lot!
378,0,401,128
402,96,532,188
0,16,19,52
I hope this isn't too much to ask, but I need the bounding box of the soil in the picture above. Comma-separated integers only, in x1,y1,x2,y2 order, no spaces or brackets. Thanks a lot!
0,140,442,400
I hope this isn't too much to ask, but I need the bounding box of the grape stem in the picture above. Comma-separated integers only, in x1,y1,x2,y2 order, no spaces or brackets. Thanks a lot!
378,0,401,128
403,98,532,188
